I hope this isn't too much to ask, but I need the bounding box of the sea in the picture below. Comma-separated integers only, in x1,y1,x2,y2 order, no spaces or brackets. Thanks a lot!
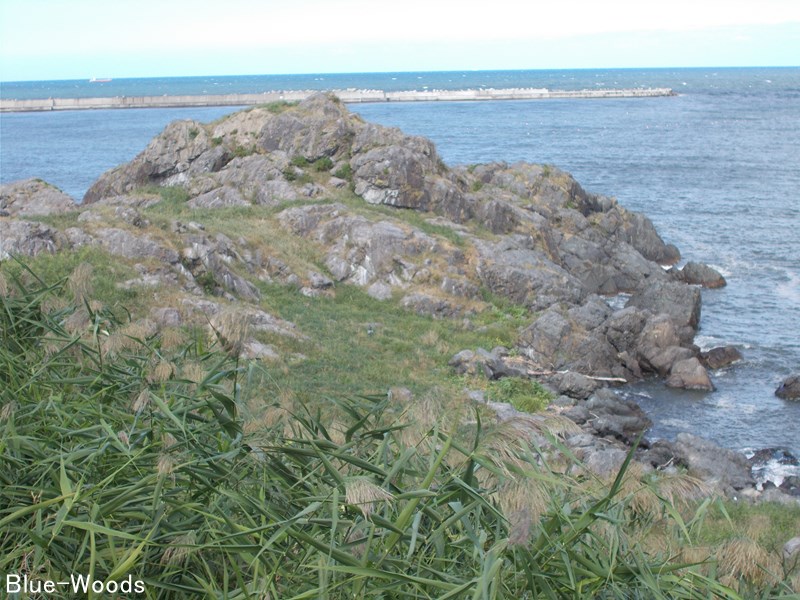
1,68,799,458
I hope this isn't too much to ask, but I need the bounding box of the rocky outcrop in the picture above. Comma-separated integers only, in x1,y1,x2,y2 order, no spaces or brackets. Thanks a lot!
0,179,76,216
776,374,800,400
0,220,67,258
670,261,726,288
671,433,754,492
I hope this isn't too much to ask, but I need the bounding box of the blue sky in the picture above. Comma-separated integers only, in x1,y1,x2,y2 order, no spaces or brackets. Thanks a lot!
1,0,799,81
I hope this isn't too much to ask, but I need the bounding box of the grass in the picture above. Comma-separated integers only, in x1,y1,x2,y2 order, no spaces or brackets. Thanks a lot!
5,267,788,598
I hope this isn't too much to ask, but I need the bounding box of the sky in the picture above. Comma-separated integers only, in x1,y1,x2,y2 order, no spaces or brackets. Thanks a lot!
1,0,799,81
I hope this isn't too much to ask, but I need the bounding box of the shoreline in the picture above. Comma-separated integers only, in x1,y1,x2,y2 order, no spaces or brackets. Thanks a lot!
0,87,675,112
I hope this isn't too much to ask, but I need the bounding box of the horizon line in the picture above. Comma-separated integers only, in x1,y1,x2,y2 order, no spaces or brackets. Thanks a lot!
2,64,799,85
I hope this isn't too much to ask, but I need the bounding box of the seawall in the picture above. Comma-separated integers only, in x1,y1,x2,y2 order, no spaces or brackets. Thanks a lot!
0,87,675,112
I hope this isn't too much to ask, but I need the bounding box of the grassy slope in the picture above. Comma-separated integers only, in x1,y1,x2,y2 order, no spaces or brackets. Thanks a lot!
4,182,800,597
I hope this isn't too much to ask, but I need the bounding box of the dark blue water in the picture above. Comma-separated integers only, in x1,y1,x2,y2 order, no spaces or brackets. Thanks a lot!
2,68,799,454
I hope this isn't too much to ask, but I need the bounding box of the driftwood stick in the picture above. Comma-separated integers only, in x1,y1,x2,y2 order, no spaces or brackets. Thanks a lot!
525,369,627,383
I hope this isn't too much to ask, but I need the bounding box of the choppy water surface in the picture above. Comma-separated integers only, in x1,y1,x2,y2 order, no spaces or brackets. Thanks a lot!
2,67,798,454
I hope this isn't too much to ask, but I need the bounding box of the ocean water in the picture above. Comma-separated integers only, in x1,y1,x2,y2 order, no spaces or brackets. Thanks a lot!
1,67,799,454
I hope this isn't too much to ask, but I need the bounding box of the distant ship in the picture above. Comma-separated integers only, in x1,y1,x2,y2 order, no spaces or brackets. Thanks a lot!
89,77,112,83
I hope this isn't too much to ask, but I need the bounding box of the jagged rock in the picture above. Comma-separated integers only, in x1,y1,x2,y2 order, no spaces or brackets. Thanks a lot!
93,227,180,264
241,341,280,361
776,374,800,400
0,220,66,258
673,433,754,491
475,237,585,311
518,304,623,379
700,346,742,370
150,307,182,327
114,206,149,228
401,292,463,318
582,389,652,443
366,281,393,300
257,93,357,161
666,357,715,391
181,240,260,302
0,178,76,216
83,119,223,202
187,186,250,209
784,537,800,562
551,372,601,400
626,280,702,344
671,261,726,288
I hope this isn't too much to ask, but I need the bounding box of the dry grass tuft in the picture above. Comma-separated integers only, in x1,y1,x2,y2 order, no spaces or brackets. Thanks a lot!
181,362,206,385
160,532,197,566
159,327,186,351
67,262,93,305
64,307,90,333
157,453,176,477
132,389,151,413
149,360,176,384
345,477,394,518
496,476,550,546
654,471,713,507
0,401,16,422
716,537,781,586
209,308,250,358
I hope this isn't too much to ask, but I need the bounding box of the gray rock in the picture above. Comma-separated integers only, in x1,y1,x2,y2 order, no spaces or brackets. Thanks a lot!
188,186,250,209
776,375,800,400
366,282,393,300
673,433,754,491
84,119,220,203
94,227,180,264
666,357,714,391
700,346,743,370
552,372,601,400
0,220,66,258
241,341,280,361
401,292,462,318
114,206,150,228
673,261,726,288
518,304,622,378
626,279,702,344
0,179,76,216
783,536,800,562
150,307,182,327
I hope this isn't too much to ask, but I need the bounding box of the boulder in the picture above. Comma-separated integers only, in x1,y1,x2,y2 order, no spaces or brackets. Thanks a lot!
0,220,66,258
93,227,180,264
783,536,800,562
551,372,601,400
776,375,800,400
666,357,715,391
0,179,76,216
700,346,742,370
673,433,754,491
626,279,702,344
672,261,726,288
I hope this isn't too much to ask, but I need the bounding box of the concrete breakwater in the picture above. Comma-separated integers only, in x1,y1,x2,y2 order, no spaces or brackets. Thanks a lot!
0,87,675,112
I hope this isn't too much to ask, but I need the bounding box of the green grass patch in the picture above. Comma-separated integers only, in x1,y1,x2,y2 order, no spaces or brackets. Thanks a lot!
486,377,553,413
1,262,792,598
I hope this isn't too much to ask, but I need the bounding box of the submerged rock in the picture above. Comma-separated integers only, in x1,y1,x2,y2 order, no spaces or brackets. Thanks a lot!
775,374,800,400
700,346,742,370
